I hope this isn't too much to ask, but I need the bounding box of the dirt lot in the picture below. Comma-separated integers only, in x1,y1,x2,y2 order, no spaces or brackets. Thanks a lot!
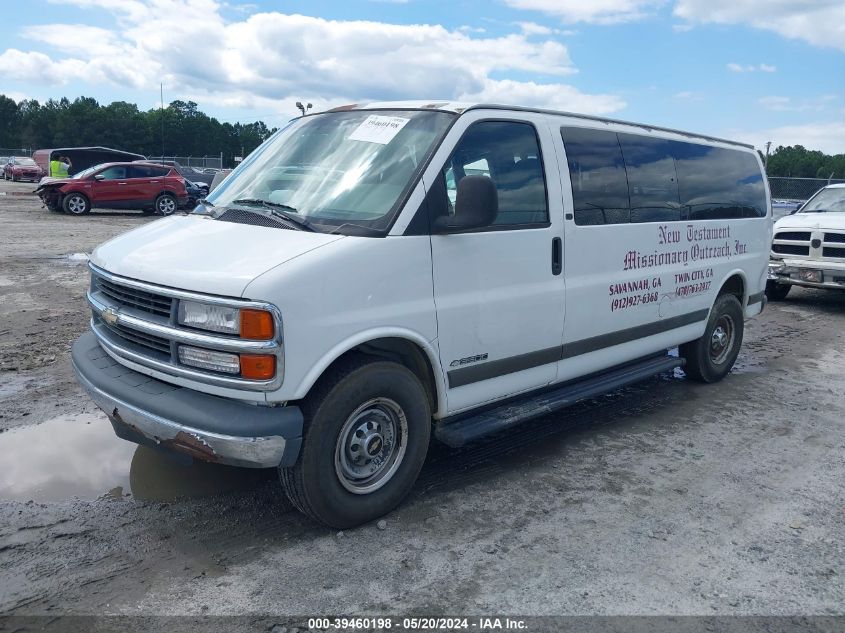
0,178,843,624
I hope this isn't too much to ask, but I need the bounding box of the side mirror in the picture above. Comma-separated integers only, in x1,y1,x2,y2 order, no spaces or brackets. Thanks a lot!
94,174,105,181
433,175,497,233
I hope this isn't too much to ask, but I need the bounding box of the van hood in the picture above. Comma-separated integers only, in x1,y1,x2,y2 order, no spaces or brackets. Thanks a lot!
90,215,345,297
775,212,845,232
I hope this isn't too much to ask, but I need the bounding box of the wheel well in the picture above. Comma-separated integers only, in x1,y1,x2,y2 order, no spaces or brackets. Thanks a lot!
319,338,439,411
718,274,745,302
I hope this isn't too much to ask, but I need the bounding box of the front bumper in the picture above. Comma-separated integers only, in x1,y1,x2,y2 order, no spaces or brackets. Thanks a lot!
768,260,845,290
72,332,303,468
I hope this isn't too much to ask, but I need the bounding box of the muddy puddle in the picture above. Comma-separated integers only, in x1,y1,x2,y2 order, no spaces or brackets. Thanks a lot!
0,413,272,502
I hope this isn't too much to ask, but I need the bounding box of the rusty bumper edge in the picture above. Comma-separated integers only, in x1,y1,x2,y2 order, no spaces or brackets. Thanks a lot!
72,358,290,469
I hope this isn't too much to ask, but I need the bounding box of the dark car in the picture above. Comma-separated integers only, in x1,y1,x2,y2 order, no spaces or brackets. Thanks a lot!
4,156,44,182
35,162,188,215
184,179,210,208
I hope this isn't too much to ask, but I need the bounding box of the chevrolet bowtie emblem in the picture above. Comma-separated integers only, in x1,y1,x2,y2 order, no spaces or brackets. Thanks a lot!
102,307,119,326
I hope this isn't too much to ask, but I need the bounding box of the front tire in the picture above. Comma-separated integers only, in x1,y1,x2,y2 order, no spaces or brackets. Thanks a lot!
62,192,90,215
765,280,791,301
680,293,744,383
280,358,431,529
155,193,177,215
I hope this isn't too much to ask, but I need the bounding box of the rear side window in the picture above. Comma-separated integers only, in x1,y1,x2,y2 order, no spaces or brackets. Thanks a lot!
672,142,766,219
561,126,766,224
561,127,629,225
617,134,681,223
130,165,169,178
441,121,548,228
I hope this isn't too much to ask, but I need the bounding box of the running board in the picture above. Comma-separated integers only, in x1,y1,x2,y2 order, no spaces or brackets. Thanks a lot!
434,353,684,448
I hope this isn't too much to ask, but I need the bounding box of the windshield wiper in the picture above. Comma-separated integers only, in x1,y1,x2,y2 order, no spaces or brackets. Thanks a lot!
231,198,316,232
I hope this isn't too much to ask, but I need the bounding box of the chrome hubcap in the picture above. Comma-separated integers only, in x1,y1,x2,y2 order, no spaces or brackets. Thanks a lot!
709,315,735,365
334,397,407,495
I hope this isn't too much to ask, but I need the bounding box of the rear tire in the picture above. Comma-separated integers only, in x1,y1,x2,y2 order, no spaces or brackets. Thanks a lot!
680,293,744,383
765,280,791,301
62,192,90,215
155,193,177,215
280,357,431,529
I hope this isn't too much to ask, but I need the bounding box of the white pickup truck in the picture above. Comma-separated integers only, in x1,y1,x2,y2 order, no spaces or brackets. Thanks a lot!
72,101,771,527
767,183,845,300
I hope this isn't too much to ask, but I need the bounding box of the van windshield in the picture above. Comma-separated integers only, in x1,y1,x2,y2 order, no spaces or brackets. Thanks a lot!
204,109,455,234
798,187,845,214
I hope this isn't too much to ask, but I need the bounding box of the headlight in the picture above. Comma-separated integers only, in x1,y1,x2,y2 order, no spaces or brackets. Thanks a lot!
177,300,274,339
178,346,240,374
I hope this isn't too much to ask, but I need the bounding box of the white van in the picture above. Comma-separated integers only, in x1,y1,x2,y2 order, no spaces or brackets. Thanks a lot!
767,183,845,300
72,102,771,527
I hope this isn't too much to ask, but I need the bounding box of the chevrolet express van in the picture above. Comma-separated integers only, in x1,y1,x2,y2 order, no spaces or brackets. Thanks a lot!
72,102,771,528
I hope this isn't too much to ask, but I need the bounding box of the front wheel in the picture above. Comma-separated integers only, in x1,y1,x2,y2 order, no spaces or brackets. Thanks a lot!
62,192,90,215
680,293,744,383
765,280,791,301
155,193,177,215
280,358,431,529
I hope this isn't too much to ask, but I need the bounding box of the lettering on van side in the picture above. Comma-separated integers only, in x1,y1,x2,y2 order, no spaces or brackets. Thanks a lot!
450,353,489,367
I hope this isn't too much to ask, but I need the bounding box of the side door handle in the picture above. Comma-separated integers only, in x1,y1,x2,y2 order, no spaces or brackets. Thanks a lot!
551,237,562,276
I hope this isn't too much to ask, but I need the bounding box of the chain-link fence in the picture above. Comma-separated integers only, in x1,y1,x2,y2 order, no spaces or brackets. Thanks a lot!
768,176,845,202
146,155,223,170
0,148,33,159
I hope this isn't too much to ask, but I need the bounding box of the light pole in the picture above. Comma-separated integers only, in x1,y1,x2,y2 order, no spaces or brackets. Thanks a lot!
764,141,772,170
295,101,313,116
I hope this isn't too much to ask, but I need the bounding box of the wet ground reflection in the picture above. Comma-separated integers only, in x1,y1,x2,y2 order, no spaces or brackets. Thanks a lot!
0,413,273,502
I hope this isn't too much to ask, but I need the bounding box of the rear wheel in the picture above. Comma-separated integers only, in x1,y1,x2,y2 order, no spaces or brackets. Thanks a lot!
62,192,90,215
280,357,431,529
155,193,177,216
680,293,744,383
765,280,791,301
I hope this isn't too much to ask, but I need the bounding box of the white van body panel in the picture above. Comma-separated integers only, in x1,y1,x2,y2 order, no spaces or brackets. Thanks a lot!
91,215,344,297
242,235,441,407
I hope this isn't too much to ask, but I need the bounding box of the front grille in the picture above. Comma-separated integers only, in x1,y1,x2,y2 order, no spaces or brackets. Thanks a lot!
216,208,298,231
772,244,809,256
96,276,172,317
97,318,172,356
824,232,845,244
822,247,845,259
775,231,811,241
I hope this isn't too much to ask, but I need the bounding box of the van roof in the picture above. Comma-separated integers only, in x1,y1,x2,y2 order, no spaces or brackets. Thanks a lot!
334,100,756,151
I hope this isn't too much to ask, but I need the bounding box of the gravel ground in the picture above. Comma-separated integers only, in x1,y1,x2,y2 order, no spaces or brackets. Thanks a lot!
0,178,842,624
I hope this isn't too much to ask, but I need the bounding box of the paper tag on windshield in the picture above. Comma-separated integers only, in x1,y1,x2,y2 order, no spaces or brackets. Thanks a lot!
348,115,410,145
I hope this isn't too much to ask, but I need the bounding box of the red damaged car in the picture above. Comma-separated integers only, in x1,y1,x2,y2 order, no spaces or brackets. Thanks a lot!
4,156,44,182
36,162,188,215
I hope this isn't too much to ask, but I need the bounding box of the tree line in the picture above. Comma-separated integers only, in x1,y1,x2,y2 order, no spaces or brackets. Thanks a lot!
0,94,281,167
0,93,842,176
764,145,845,180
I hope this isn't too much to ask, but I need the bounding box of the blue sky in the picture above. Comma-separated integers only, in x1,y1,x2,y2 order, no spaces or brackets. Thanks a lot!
1,0,844,152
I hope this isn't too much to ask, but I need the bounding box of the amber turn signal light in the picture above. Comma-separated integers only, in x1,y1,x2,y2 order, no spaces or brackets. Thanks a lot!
240,309,274,339
240,354,276,380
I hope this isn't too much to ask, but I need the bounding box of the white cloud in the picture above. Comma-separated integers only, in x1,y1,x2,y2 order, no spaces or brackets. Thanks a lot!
730,121,845,155
759,95,837,112
673,90,702,101
1,1,626,118
503,0,665,24
727,62,777,73
459,79,625,114
672,23,693,32
674,0,845,53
